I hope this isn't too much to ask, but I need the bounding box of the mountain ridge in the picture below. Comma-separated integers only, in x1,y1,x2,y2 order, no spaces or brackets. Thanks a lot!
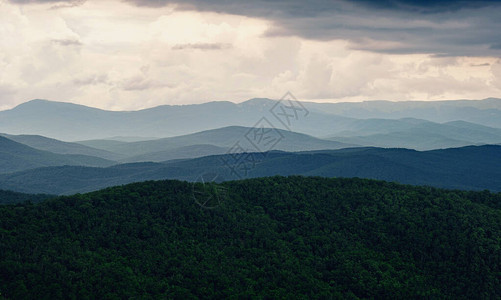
2,98,501,141
0,136,116,173
1,145,499,194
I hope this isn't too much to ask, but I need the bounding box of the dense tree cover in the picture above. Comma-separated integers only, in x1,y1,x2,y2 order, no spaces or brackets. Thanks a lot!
0,190,53,205
0,176,500,299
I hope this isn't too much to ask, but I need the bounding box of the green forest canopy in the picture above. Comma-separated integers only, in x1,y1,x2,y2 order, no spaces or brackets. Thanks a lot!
1,176,500,299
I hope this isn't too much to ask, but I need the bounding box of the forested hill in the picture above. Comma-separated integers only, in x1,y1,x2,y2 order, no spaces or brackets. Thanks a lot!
1,176,500,298
0,190,53,205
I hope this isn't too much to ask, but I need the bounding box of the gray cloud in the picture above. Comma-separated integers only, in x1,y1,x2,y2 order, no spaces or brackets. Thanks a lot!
121,76,174,91
122,0,501,56
470,63,491,67
8,0,81,3
51,39,83,47
172,43,232,50
50,0,86,9
8,0,86,9
73,74,109,86
350,0,501,13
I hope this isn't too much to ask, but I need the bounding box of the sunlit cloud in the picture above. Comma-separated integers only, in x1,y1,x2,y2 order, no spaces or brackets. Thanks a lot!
0,0,500,111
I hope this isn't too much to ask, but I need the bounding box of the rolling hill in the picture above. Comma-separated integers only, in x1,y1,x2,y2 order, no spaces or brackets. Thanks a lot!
1,145,499,194
0,189,53,205
120,144,228,163
2,98,500,141
0,133,122,160
304,97,501,127
0,136,116,174
328,120,501,150
78,126,355,161
1,177,500,298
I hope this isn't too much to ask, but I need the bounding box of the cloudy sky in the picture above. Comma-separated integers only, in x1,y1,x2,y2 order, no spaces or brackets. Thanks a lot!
1,0,500,110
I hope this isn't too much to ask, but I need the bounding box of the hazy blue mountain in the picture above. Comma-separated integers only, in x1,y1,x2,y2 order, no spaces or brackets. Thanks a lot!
304,97,501,127
2,98,501,143
121,144,228,163
0,136,116,173
0,98,362,140
1,145,499,194
0,133,122,160
78,126,356,160
0,99,282,140
326,118,430,137
76,139,130,150
103,136,159,142
328,120,501,150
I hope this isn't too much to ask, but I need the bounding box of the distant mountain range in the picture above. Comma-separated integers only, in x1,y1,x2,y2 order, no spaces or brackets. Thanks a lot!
0,136,115,174
1,98,501,142
2,97,501,195
304,97,501,127
0,127,353,170
78,126,354,161
1,145,499,195
0,133,121,160
328,120,501,150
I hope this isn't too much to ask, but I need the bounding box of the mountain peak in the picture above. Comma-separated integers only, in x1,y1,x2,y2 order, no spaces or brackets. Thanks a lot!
11,99,105,113
14,99,51,107
239,98,277,106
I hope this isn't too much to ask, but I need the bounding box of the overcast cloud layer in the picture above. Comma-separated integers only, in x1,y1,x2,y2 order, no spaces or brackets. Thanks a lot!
1,0,500,110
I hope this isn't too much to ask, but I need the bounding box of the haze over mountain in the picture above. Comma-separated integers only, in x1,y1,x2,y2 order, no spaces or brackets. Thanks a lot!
79,126,355,162
328,120,501,150
0,136,115,174
2,98,501,142
0,133,122,160
304,98,501,126
2,0,501,298
1,145,499,195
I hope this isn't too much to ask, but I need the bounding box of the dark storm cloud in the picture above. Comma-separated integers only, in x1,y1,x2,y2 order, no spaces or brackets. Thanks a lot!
351,0,501,13
123,0,501,56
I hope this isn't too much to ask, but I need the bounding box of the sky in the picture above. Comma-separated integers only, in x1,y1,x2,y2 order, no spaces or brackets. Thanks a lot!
0,0,501,111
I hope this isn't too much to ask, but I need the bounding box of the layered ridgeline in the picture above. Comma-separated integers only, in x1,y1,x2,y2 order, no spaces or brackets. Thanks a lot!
0,133,121,160
0,128,354,178
1,98,501,146
0,136,115,174
1,145,500,195
0,177,500,298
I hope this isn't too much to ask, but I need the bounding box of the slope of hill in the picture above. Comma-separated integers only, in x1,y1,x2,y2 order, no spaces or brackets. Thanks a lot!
327,120,501,150
304,97,501,127
0,177,500,298
0,136,116,173
0,189,53,205
78,126,355,160
0,99,281,140
3,98,500,141
120,144,228,163
1,145,499,194
0,133,122,160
